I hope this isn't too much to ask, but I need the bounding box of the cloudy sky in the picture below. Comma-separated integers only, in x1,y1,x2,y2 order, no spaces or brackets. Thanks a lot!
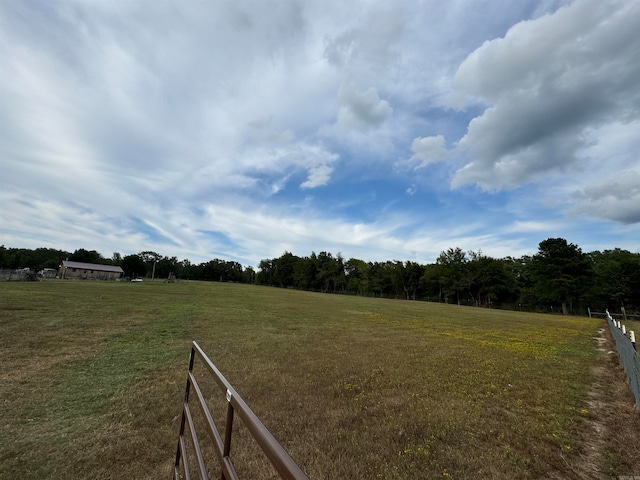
1,0,639,267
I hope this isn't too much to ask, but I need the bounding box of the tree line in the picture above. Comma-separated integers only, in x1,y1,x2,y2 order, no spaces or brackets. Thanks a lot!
255,238,640,314
2,238,639,314
0,246,255,284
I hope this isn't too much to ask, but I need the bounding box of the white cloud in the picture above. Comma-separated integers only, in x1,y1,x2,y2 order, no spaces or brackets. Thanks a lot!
450,0,640,192
337,81,392,131
410,135,448,167
502,220,565,234
572,170,640,224
2,0,639,271
301,165,334,189
323,4,406,79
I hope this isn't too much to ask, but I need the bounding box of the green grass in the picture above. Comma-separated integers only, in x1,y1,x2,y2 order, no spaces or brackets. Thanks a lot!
0,280,603,479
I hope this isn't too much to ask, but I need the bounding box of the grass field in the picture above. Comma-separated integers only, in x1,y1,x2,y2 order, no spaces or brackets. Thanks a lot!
0,280,638,479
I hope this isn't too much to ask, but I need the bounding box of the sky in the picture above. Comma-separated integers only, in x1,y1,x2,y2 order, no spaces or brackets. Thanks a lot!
1,0,639,267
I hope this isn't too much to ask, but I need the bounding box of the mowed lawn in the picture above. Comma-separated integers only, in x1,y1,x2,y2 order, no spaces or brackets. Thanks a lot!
0,280,606,479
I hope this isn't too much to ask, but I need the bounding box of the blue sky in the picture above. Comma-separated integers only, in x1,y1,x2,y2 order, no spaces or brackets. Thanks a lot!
1,0,639,267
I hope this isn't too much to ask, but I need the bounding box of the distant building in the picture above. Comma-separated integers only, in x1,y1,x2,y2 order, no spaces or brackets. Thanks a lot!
0,268,36,281
59,260,124,280
39,268,57,278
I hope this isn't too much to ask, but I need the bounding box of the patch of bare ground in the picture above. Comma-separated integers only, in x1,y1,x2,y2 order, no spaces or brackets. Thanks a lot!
555,324,640,479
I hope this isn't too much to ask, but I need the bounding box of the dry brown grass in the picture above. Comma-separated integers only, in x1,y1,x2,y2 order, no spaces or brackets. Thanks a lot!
561,326,640,479
1,280,639,479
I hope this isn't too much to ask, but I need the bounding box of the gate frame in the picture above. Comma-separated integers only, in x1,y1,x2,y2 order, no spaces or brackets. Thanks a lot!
173,341,309,480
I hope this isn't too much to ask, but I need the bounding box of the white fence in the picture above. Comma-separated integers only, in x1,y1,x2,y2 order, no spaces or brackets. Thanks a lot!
605,310,640,408
589,306,639,321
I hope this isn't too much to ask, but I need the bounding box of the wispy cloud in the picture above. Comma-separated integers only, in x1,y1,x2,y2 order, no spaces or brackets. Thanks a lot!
1,0,639,266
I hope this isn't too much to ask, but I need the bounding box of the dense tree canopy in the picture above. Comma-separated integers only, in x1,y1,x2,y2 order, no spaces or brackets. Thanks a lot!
254,239,639,313
121,254,146,278
1,238,639,313
68,248,104,264
589,249,640,311
530,238,593,314
0,246,69,272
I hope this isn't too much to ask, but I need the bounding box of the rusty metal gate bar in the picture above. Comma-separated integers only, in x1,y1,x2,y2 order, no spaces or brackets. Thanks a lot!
173,341,309,480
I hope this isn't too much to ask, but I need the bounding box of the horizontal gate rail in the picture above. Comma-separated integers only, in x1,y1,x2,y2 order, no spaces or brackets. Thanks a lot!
173,341,309,480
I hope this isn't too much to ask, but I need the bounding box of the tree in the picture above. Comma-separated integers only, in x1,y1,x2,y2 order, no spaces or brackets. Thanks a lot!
345,258,368,295
203,260,221,282
69,248,104,264
404,261,426,300
388,261,425,300
257,259,274,285
420,263,445,302
316,251,344,293
0,246,70,270
273,252,298,288
294,254,318,290
589,249,640,311
225,260,245,283
436,248,468,304
471,255,518,307
334,253,346,293
367,261,394,297
154,256,179,280
111,252,123,265
122,254,146,278
531,238,592,314
243,266,256,284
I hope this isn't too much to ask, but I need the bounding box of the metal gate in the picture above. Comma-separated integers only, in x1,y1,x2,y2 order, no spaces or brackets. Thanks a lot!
173,341,309,480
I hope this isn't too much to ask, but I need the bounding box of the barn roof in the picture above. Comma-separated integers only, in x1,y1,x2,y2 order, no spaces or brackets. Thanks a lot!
61,260,124,273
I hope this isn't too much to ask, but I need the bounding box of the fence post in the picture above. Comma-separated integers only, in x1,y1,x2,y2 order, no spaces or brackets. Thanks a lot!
588,307,592,318
223,388,235,479
631,331,637,352
621,306,627,321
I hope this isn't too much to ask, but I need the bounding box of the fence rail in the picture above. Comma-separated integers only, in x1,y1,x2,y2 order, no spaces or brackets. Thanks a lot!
0,268,37,281
589,307,640,321
172,341,309,480
605,310,640,408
